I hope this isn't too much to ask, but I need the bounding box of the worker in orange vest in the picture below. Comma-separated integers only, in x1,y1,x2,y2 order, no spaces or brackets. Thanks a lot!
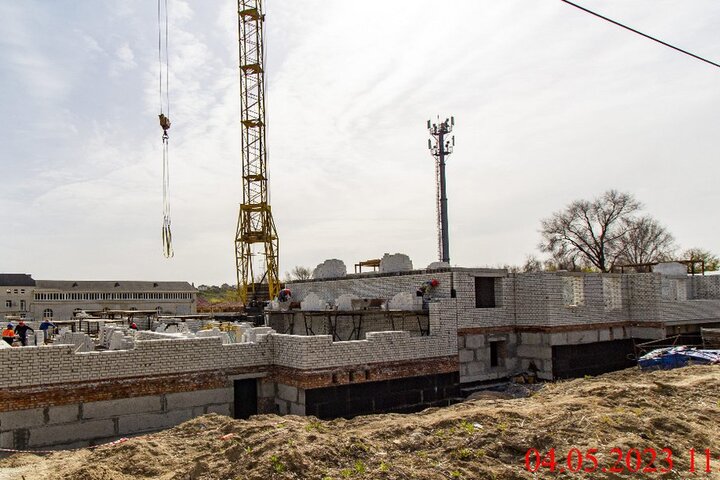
2,324,16,346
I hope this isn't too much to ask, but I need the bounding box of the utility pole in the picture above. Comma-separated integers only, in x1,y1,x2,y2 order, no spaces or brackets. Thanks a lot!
428,116,454,264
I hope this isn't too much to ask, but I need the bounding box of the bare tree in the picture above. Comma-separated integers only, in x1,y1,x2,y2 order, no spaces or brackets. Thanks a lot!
540,190,641,272
522,255,544,272
290,265,313,281
618,216,675,266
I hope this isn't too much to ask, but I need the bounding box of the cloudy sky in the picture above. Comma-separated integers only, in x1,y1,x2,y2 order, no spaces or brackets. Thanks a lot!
1,1,718,285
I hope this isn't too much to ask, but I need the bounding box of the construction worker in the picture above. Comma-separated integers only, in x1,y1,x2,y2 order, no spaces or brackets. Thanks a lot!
129,322,138,331
39,318,57,344
14,320,34,346
2,324,15,346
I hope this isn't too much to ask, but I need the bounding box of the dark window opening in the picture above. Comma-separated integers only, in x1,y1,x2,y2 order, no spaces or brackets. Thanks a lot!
233,379,258,420
490,340,506,367
475,277,496,308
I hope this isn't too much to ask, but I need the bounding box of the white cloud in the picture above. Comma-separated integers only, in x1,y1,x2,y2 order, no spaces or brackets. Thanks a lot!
2,0,720,284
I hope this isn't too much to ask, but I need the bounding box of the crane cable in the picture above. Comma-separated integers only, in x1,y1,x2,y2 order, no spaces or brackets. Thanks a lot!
158,0,173,258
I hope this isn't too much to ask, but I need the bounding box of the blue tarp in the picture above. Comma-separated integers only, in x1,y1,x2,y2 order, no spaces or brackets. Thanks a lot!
638,346,720,370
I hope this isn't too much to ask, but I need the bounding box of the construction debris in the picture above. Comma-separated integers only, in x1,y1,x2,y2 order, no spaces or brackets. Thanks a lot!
638,346,720,370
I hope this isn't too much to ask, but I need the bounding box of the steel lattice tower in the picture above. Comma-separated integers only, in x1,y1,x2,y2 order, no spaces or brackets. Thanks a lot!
428,116,454,264
235,0,280,303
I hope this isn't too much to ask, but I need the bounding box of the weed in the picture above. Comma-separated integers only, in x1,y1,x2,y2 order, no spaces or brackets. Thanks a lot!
459,420,475,435
354,460,366,474
455,448,474,461
450,471,462,478
379,461,390,472
270,455,285,473
305,421,327,433
340,468,353,478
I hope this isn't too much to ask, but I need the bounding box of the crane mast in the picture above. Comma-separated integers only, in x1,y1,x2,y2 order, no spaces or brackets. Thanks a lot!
235,0,280,303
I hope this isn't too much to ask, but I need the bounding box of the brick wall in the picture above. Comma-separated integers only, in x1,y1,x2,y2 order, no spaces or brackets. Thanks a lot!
288,270,455,303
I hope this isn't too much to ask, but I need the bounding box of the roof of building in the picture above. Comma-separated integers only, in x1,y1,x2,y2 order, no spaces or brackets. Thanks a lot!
35,280,196,292
0,274,36,287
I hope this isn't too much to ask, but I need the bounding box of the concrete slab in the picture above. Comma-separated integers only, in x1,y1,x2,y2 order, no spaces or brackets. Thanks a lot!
516,344,552,360
566,330,599,344
47,404,80,424
289,402,305,416
207,404,231,416
83,396,162,420
520,332,543,345
0,408,45,431
0,431,13,449
631,327,664,340
277,384,298,403
28,420,115,447
458,349,474,363
465,335,485,349
117,409,193,435
258,379,275,398
166,388,233,410
464,361,486,376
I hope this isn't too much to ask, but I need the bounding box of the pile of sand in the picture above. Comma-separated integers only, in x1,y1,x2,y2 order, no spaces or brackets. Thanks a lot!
1,365,718,479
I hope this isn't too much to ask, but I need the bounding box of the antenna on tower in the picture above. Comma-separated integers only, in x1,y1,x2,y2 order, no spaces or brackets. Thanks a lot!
427,116,454,264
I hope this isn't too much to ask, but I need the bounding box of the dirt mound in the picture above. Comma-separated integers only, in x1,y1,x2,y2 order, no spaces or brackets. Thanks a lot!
2,365,719,479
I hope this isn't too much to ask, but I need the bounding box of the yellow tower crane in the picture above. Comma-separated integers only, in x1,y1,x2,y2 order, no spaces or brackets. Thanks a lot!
235,0,280,304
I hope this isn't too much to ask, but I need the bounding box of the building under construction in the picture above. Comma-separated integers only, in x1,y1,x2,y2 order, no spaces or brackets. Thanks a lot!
1,258,719,448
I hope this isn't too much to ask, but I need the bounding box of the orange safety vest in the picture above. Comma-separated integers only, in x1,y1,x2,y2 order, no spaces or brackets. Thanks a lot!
2,329,15,338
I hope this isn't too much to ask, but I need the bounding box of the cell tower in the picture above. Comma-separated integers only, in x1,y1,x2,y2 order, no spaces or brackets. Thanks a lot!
235,0,280,304
428,116,454,264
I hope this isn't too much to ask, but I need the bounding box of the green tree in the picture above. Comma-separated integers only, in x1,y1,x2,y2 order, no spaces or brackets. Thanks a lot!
683,248,719,272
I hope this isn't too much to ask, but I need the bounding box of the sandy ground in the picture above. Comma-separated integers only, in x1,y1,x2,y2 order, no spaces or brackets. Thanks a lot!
1,365,718,479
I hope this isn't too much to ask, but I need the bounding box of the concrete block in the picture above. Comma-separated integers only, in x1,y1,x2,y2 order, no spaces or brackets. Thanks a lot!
298,389,305,405
566,330,599,344
631,327,664,340
277,384,298,403
0,431,13,448
117,409,193,435
276,401,288,415
28,420,115,447
166,388,233,410
598,329,611,342
465,361,486,376
0,408,45,431
520,332,542,345
549,332,568,346
465,335,485,349
83,396,162,420
516,345,552,360
289,402,305,416
259,380,275,398
458,349,474,363
207,404,231,417
612,327,625,339
47,404,80,424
